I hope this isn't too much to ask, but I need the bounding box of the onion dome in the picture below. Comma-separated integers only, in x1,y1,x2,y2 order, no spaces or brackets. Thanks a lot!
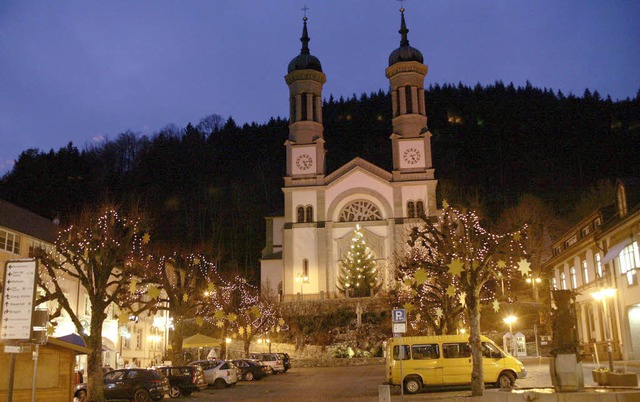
388,7,423,66
288,17,323,73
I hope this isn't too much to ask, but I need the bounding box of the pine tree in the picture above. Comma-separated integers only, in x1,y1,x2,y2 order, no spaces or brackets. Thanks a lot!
337,224,379,297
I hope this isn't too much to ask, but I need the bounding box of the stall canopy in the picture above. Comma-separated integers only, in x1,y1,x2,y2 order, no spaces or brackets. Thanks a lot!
182,333,221,348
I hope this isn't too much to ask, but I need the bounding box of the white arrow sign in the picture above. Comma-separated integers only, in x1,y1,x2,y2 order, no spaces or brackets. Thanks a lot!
1,259,37,341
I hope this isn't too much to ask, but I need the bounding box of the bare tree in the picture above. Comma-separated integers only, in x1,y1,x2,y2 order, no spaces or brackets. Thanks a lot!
36,204,150,401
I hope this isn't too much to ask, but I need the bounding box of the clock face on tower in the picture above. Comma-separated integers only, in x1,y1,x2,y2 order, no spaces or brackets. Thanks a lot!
295,154,313,171
402,147,421,165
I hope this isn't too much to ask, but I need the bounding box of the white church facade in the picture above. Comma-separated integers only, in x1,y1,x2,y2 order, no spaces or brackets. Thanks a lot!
261,9,438,302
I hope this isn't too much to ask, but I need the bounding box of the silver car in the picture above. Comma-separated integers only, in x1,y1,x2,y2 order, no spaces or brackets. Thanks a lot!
188,360,238,389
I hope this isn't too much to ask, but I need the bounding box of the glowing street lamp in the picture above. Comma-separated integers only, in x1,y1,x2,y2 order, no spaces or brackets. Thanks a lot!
592,288,617,371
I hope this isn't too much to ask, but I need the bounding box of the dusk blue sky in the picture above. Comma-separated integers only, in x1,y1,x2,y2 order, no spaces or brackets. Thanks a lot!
1,0,639,174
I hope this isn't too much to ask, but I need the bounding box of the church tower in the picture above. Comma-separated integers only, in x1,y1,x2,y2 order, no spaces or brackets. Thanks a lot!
386,6,437,213
284,16,326,187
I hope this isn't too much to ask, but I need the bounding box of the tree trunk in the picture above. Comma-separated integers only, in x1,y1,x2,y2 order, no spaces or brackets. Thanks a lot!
171,319,185,365
86,311,106,401
468,289,485,397
244,337,251,357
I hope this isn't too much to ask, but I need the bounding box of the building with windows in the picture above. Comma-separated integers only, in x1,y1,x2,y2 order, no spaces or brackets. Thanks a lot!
260,9,438,301
0,199,168,368
542,179,640,360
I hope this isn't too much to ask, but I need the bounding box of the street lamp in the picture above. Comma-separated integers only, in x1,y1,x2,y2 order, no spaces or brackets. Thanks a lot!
503,315,517,355
592,287,617,371
295,273,309,300
225,337,231,360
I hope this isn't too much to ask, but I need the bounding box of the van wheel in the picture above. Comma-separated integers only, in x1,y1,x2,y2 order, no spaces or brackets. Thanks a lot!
497,372,515,389
404,377,422,394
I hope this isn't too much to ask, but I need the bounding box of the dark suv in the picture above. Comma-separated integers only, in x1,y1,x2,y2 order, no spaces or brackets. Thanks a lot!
155,365,207,397
74,368,169,401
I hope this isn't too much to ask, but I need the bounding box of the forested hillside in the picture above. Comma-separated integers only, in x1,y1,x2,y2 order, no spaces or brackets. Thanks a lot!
2,82,639,279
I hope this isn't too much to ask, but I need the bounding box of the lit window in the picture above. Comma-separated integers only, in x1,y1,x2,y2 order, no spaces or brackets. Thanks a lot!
570,267,577,289
136,328,143,349
552,277,558,290
339,200,382,222
619,242,639,286
560,272,567,290
581,260,589,284
595,253,603,277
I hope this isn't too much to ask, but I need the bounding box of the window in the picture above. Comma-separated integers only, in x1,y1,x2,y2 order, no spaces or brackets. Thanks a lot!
407,201,415,218
595,253,603,278
416,201,425,217
481,342,502,359
619,242,639,286
339,200,382,222
412,344,439,360
28,239,48,258
565,236,577,248
297,206,305,223
303,259,309,277
560,272,567,290
594,217,602,227
552,277,558,290
554,246,562,256
0,229,21,254
570,267,577,289
136,328,143,349
393,345,410,360
581,226,590,237
305,206,313,222
443,343,471,358
301,93,308,121
581,260,589,284
405,85,413,114
124,327,131,349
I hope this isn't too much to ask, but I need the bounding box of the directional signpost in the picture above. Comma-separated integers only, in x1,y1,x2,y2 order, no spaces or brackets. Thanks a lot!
2,259,37,341
2,259,38,402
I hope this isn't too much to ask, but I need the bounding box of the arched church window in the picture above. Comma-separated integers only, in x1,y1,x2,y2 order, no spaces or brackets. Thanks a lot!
339,200,383,222
305,206,313,222
290,97,296,122
303,258,309,277
407,201,415,218
301,93,308,121
297,206,305,223
405,85,413,114
416,201,425,217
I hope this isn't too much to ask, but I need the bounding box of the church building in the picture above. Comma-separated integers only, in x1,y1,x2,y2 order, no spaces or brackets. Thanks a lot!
260,9,438,302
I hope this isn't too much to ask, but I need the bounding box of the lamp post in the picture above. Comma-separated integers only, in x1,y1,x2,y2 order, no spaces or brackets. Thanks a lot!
592,288,616,371
225,337,231,360
503,315,517,355
295,273,309,300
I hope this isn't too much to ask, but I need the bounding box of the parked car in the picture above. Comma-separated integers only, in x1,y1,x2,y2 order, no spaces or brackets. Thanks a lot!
249,353,285,374
232,359,268,381
188,360,238,389
276,352,291,372
155,365,207,398
74,368,169,402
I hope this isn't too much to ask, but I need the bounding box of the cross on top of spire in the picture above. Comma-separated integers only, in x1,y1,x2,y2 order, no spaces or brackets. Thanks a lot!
301,5,309,20
397,0,405,12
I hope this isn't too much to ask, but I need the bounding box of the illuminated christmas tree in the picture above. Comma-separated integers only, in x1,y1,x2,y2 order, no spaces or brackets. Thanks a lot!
337,224,379,297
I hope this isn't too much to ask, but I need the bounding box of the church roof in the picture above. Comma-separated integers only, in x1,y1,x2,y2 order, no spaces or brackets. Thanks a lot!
388,7,423,66
288,17,323,73
325,157,392,185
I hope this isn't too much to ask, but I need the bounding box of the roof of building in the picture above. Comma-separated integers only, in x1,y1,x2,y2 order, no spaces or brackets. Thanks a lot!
0,199,57,243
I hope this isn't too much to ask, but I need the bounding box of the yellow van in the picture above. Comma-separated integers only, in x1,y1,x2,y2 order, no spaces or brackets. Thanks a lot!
385,334,527,394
